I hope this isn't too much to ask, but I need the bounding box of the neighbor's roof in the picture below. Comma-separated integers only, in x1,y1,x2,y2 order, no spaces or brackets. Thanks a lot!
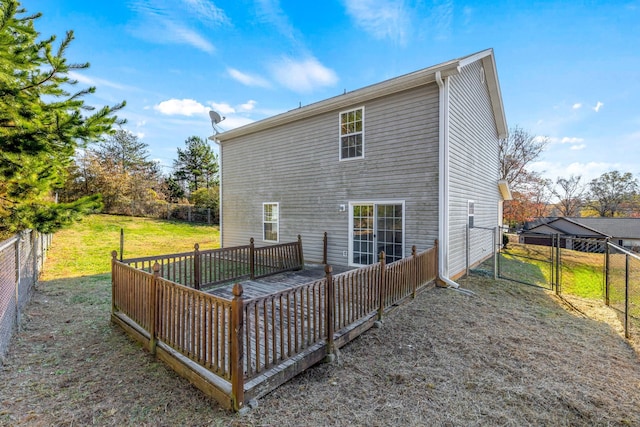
215,49,507,142
524,216,640,239
569,217,640,239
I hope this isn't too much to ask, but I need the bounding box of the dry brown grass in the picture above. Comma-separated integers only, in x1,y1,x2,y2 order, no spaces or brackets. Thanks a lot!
2,273,640,426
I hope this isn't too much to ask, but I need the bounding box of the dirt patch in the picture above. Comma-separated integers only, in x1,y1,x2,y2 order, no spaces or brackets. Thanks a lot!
2,275,640,426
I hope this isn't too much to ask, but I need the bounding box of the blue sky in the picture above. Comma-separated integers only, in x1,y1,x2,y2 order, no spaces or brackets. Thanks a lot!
27,0,640,183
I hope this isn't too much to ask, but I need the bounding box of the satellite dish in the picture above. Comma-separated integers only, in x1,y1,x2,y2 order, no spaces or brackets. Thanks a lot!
209,110,224,124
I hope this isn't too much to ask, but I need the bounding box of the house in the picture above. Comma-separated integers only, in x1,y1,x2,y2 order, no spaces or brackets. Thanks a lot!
212,49,509,282
521,217,640,252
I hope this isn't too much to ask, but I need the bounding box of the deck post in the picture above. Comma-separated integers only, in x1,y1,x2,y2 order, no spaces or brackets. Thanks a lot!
230,283,245,410
111,251,118,314
412,245,418,298
150,262,160,355
297,234,304,269
323,232,328,265
324,265,335,358
378,251,386,321
194,243,201,290
249,238,255,279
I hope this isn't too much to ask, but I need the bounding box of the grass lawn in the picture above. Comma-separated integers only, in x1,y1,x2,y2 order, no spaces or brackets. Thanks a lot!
499,242,605,300
41,214,220,280
3,215,640,425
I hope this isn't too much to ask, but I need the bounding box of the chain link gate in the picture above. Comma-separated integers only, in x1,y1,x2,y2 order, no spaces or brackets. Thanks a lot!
496,232,561,290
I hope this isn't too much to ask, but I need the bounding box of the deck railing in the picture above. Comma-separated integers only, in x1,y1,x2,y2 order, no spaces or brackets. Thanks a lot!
111,240,438,411
121,236,303,289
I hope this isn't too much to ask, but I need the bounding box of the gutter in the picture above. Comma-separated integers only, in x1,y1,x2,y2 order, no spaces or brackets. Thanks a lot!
435,71,461,290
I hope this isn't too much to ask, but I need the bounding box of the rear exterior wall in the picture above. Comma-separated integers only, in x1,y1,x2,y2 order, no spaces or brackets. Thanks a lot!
220,84,441,266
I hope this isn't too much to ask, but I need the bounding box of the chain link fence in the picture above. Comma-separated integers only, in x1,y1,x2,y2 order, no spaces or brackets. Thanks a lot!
606,243,640,339
472,231,640,342
0,231,52,362
103,201,219,225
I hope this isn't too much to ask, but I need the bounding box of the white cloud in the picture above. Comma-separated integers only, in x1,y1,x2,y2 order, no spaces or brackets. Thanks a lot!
128,0,216,53
219,116,254,130
343,0,410,45
209,102,236,115
154,98,209,116
255,0,298,43
227,68,271,88
136,132,145,139
166,21,215,53
181,0,228,25
572,103,582,109
269,56,338,93
560,137,584,144
593,101,604,112
570,144,586,150
136,120,146,127
68,71,135,91
238,100,257,112
531,160,627,183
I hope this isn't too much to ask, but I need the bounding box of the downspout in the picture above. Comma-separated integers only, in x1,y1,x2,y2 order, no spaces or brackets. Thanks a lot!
435,71,460,290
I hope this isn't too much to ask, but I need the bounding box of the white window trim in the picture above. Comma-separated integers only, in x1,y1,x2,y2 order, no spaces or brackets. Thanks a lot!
338,106,365,161
347,200,405,267
262,202,279,243
468,200,475,229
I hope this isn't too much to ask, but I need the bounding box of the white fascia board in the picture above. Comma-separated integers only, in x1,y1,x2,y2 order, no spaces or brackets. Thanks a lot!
481,54,508,139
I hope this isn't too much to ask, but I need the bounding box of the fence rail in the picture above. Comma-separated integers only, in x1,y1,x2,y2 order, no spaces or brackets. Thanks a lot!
121,236,304,289
111,238,438,411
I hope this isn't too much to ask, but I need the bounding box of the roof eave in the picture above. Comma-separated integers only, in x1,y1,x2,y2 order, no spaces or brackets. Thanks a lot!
216,62,461,142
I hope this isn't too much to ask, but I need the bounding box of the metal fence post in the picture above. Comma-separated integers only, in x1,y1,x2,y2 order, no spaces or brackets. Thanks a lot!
605,239,610,306
625,254,630,339
465,224,470,277
14,236,21,332
493,226,498,281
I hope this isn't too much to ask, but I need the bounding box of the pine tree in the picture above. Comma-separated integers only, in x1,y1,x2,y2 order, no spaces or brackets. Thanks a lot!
173,136,219,193
0,1,124,237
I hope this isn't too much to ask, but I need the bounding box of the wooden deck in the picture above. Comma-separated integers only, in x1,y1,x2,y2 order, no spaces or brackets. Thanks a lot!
111,245,438,410
204,264,353,300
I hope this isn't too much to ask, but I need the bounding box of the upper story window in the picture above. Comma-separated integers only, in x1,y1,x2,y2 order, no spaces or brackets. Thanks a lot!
339,107,364,160
263,202,279,242
468,200,475,228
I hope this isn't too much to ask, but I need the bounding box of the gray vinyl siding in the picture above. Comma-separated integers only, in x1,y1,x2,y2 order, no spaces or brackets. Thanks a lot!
448,60,502,277
220,84,441,266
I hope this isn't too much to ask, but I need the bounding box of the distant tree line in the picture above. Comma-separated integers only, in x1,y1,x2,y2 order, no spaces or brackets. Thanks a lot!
60,131,220,220
500,126,640,229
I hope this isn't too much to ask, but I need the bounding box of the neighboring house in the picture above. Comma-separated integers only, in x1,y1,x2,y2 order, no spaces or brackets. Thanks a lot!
521,217,640,252
213,49,509,282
